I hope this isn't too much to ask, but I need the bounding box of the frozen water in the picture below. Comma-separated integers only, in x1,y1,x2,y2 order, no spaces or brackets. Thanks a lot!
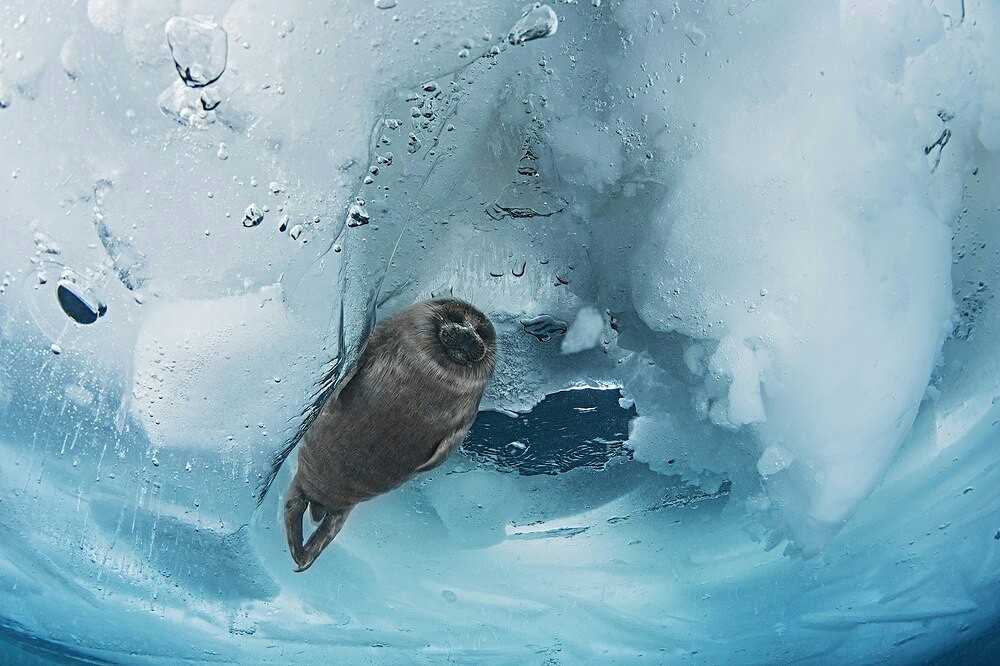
560,306,603,354
1,0,999,663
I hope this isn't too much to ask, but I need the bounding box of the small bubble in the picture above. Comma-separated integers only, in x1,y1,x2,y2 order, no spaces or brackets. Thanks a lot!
50,343,62,355
407,133,421,154
374,0,397,8
243,203,264,227
217,143,230,160
347,199,370,227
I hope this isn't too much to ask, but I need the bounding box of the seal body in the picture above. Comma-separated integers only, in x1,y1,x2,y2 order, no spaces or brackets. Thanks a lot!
284,298,497,571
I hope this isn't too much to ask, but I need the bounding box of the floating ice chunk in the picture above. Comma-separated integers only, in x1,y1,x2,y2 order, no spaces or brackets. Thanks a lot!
756,445,794,477
560,306,603,354
708,336,766,427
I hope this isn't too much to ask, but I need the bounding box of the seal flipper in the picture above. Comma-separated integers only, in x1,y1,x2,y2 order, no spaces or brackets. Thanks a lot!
284,474,353,571
283,480,310,568
293,506,352,572
309,502,328,523
414,424,473,474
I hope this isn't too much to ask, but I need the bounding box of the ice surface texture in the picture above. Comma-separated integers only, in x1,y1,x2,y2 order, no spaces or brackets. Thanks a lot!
0,0,999,663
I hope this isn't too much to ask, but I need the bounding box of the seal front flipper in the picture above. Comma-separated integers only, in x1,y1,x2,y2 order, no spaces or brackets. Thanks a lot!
414,424,473,474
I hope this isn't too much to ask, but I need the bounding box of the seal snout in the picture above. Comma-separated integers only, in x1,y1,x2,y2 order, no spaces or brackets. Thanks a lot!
438,321,487,364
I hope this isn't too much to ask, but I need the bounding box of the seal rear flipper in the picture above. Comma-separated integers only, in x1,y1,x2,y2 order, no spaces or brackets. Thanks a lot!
309,502,328,523
293,506,352,572
283,481,310,568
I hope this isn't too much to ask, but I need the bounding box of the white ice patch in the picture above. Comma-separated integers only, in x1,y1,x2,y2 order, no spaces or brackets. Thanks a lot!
706,336,767,428
560,306,604,355
131,285,318,450
87,0,126,34
629,2,955,552
756,445,794,477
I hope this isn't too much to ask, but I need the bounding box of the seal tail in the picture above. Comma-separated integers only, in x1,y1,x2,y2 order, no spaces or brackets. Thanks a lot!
284,481,353,572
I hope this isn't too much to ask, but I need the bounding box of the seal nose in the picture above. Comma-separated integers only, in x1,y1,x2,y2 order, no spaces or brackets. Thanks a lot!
439,322,487,363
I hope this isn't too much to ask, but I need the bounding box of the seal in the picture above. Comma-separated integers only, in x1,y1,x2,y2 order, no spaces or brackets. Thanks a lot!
283,298,497,571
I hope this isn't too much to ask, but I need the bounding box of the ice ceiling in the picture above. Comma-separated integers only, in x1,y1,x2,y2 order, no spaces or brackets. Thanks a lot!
1,0,999,663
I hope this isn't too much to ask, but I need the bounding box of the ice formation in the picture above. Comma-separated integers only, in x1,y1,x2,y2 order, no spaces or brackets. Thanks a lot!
0,0,999,663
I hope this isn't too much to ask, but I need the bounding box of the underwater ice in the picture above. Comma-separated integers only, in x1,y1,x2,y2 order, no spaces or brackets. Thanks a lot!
1,0,999,663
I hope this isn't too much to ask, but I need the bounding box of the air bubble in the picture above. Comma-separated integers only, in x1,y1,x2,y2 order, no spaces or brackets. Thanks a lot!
56,270,107,325
243,204,264,228
165,16,228,88
347,199,370,227
507,3,559,45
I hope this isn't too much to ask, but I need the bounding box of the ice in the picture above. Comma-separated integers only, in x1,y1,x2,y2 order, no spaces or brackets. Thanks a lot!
87,0,127,35
1,0,1000,663
130,285,322,451
560,305,603,354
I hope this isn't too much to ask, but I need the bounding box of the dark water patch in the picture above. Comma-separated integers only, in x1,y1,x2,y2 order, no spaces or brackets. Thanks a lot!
463,387,636,475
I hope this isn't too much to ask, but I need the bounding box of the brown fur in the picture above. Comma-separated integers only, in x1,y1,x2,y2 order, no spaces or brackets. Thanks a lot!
284,298,496,571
